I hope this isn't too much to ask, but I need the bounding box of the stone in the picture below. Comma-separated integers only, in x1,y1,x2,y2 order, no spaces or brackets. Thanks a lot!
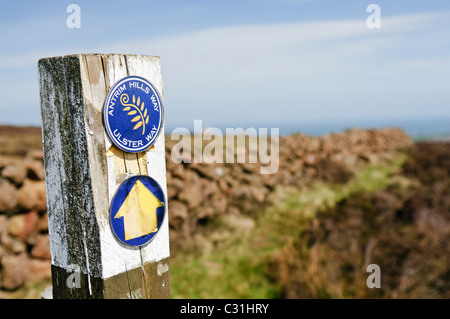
37,213,48,233
249,185,269,203
304,154,318,166
17,180,47,212
196,206,215,220
261,172,278,187
241,163,260,174
1,253,30,290
8,210,39,241
169,177,185,192
31,234,51,259
29,258,52,281
178,187,202,208
171,163,185,179
209,193,228,215
25,160,45,180
191,164,221,180
0,156,12,169
241,172,263,186
178,171,203,209
218,179,230,194
288,159,304,174
0,179,19,213
0,215,6,236
221,214,255,232
200,178,218,198
1,164,27,186
226,206,241,215
3,237,27,254
167,186,178,199
230,184,251,201
165,170,173,185
168,200,188,230
26,149,44,161
358,152,379,163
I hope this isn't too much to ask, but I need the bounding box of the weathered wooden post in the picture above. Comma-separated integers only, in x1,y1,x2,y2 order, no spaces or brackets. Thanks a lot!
38,54,170,298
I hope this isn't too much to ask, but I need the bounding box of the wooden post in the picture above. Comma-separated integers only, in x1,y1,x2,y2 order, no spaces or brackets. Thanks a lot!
38,54,170,299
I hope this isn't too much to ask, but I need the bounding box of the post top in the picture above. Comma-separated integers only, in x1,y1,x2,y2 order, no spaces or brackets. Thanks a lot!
38,53,161,64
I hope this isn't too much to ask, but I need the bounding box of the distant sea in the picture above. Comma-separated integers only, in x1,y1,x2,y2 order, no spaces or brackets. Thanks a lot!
166,117,450,141
274,117,450,141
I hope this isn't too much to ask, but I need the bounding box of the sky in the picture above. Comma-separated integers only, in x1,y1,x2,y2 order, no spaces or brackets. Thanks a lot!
0,0,449,134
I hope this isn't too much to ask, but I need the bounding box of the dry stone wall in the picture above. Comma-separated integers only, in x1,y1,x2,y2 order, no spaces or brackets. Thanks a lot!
0,150,50,290
0,128,413,291
166,128,413,239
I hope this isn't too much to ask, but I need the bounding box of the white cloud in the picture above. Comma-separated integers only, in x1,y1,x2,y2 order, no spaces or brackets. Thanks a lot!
100,11,450,124
106,12,448,83
1,11,449,125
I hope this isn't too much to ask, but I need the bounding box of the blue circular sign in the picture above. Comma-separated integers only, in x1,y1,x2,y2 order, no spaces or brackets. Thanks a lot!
103,76,163,153
110,175,166,247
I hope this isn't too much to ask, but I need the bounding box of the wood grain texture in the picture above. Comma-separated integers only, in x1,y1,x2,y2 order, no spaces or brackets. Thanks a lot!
39,54,169,299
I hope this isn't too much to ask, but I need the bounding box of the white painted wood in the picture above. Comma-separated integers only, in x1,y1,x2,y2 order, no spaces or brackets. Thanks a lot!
79,54,170,279
125,55,170,269
39,57,75,272
97,55,143,279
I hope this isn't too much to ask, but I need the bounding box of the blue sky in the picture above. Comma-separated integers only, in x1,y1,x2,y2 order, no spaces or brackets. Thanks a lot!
0,0,449,133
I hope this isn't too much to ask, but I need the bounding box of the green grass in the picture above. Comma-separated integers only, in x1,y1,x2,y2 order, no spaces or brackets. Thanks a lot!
170,152,407,299
0,278,52,299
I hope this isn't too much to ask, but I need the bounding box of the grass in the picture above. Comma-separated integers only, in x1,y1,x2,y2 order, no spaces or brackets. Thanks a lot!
169,152,408,299
0,278,52,299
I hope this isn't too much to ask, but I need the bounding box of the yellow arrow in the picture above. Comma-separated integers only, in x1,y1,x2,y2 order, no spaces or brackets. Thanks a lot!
114,179,164,241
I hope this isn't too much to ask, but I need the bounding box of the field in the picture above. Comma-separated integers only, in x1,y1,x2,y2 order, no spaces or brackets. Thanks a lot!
0,126,42,158
0,126,448,298
170,142,450,298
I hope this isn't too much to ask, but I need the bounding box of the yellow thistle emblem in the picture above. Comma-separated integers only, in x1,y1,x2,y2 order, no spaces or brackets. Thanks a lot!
120,93,150,135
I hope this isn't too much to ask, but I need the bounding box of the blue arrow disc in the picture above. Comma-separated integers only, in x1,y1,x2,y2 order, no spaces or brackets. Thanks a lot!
109,175,166,247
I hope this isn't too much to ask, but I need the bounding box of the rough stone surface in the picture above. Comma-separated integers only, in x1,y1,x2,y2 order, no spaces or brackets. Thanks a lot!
7,210,39,241
2,164,27,186
31,235,51,259
1,253,30,290
0,179,18,213
17,180,46,212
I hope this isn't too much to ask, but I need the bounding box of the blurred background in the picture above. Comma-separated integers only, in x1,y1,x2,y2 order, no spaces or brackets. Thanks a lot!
0,0,449,298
